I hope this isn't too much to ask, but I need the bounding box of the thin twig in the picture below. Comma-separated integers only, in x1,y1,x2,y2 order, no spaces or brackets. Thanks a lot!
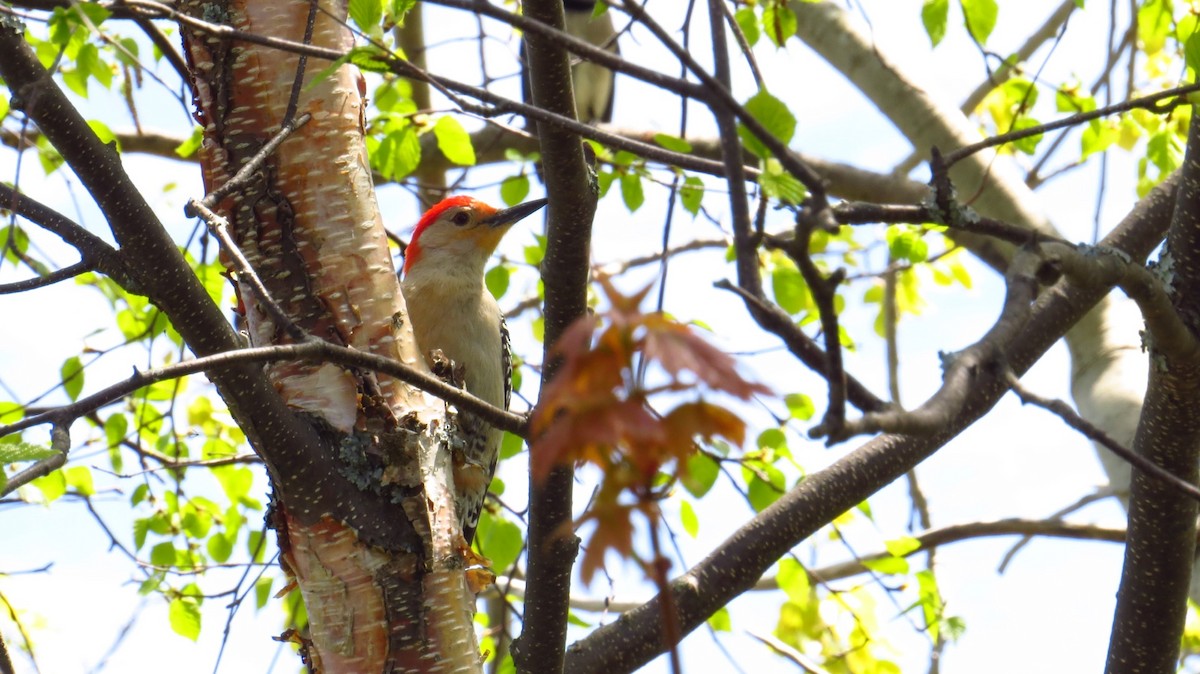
0,260,92,294
0,341,528,442
997,487,1119,573
186,199,307,342
746,630,833,674
617,0,829,205
943,81,1200,167
819,247,1048,442
766,213,849,437
0,424,69,497
715,279,890,414
0,184,135,289
1003,369,1200,503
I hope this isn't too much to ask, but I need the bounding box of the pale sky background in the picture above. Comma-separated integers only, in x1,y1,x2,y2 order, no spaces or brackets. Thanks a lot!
0,1,1174,672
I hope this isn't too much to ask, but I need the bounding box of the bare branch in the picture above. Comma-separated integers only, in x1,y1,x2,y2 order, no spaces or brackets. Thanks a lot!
0,341,528,443
0,260,92,294
0,425,68,498
715,280,891,414
942,82,1200,168
563,163,1178,674
1004,369,1200,503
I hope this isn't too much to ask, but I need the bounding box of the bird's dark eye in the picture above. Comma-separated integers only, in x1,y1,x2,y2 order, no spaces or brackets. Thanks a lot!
451,211,471,226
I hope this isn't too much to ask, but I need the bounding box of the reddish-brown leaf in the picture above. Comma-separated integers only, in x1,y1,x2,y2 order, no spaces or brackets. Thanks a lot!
663,401,746,456
642,316,769,399
530,397,667,482
577,500,636,585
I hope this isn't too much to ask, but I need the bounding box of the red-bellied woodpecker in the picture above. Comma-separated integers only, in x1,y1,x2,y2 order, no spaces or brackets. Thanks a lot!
400,195,548,544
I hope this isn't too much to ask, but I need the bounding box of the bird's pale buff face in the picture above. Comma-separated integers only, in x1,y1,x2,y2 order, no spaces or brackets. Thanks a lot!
403,198,507,275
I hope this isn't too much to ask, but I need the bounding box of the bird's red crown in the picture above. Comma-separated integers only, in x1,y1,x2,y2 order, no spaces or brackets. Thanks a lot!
403,196,497,275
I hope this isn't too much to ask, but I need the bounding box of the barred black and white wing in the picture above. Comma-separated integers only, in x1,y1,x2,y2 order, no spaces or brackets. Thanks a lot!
500,316,513,412
457,316,512,546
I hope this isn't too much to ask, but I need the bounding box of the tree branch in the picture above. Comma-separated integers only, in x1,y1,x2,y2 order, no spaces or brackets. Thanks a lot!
510,0,595,668
1105,107,1200,672
562,170,1178,674
0,340,528,443
0,260,91,294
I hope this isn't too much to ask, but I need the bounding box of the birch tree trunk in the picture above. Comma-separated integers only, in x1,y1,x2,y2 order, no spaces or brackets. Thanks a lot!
178,1,481,670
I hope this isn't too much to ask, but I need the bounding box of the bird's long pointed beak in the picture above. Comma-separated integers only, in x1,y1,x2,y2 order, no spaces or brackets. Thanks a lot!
482,198,548,228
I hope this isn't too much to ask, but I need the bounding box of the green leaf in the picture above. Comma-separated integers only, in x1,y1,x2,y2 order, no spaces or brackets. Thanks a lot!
112,37,140,68
776,558,811,604
434,116,476,166
679,499,699,538
212,466,255,505
785,393,814,421
960,0,998,45
523,235,546,267
707,606,732,631
104,413,127,472
0,225,29,264
757,428,787,451
759,158,806,204
1186,31,1200,79
737,89,797,159
306,51,354,92
78,43,111,90
681,451,719,498
916,569,944,641
500,431,524,460
771,264,810,315
169,597,202,641
74,2,112,25
863,555,909,575
500,174,530,207
207,532,234,563
488,476,505,497
175,126,204,158
734,7,760,47
476,512,523,572
885,536,922,557
762,4,797,47
379,126,421,179
347,45,392,73
61,356,84,402
349,0,383,32
620,173,644,211
32,468,67,503
133,375,183,402
680,176,704,216
1082,120,1117,160
150,542,177,567
886,226,928,264
255,577,273,610
64,466,94,496
181,509,212,538
0,442,56,464
133,518,150,550
745,463,785,512
1138,0,1172,56
1010,116,1043,155
921,0,949,47
653,133,692,153
247,529,267,562
485,264,510,300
